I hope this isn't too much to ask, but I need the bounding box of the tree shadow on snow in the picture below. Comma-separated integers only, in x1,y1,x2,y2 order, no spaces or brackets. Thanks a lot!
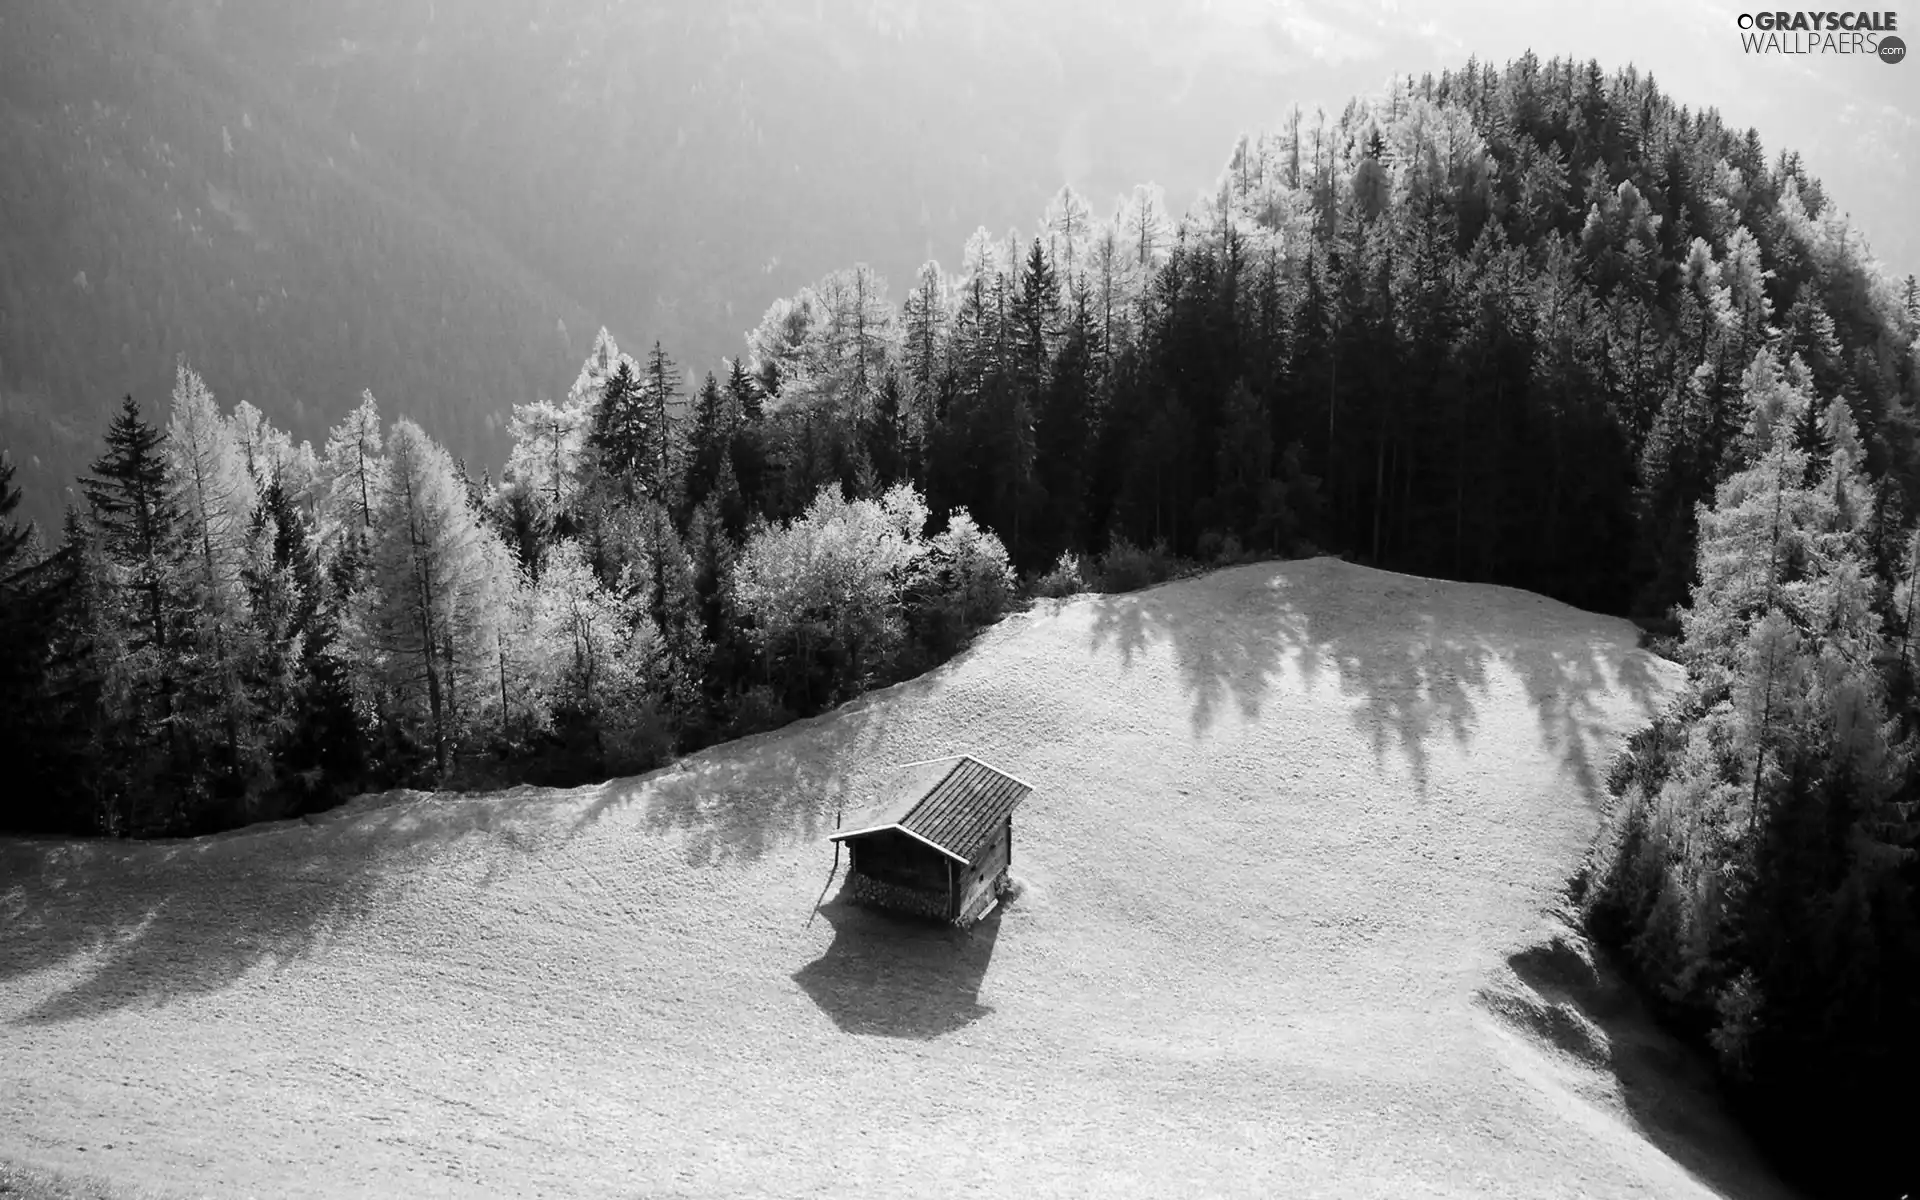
0,789,563,1025
1482,929,1802,1200
791,887,1000,1040
566,702,900,868
1085,557,1668,798
2,684,931,1026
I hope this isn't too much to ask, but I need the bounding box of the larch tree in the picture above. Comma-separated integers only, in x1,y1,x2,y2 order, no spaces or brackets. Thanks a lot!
745,291,821,405
356,418,512,775
1087,207,1132,365
165,360,274,801
226,399,298,489
1042,184,1095,295
322,389,387,540
505,394,586,521
841,264,896,421
167,362,259,631
1120,183,1171,273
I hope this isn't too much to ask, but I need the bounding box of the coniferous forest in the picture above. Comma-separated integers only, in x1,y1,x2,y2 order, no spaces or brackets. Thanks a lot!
4,55,1919,1195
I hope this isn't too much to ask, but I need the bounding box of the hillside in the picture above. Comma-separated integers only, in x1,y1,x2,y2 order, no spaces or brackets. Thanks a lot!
0,0,595,529
0,559,1800,1198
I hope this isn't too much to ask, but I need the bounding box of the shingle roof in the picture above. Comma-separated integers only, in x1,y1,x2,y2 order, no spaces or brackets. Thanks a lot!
829,755,1032,865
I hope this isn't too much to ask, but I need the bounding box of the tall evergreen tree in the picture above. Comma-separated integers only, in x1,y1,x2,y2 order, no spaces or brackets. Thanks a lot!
587,357,648,501
640,341,685,505
682,372,732,517
79,393,193,827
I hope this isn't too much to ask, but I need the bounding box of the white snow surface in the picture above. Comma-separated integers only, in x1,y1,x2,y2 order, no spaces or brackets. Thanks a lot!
1,558,1801,1199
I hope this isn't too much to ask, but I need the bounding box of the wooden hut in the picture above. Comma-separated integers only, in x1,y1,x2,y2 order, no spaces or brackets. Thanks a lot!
829,755,1032,926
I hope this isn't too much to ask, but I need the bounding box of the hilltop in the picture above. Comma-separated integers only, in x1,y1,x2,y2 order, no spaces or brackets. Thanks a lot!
0,559,1799,1198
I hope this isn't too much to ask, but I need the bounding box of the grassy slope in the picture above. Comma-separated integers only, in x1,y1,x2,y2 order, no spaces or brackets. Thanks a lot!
0,559,1799,1199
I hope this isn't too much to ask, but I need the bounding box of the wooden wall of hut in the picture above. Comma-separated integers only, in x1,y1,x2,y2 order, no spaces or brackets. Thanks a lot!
955,822,1010,924
848,830,950,892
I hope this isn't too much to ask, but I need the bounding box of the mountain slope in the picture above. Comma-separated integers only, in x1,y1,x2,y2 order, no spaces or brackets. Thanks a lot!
0,0,595,528
0,560,1798,1199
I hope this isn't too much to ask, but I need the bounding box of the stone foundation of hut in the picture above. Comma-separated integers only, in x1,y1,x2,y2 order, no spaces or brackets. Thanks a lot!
845,869,954,921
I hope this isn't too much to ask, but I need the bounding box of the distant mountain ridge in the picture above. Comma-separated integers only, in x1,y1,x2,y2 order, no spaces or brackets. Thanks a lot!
0,0,597,528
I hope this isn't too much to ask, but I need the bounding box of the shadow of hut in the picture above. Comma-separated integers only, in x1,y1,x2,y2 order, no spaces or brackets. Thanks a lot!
792,889,1002,1040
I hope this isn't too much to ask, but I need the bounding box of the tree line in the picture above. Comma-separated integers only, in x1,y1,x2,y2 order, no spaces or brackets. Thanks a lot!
3,52,1919,1193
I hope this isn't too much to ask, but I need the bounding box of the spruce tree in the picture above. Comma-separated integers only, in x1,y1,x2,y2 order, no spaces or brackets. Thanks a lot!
640,342,684,505
901,261,948,437
587,357,647,499
80,393,192,825
682,372,731,516
865,370,908,488
726,356,764,423
83,395,177,644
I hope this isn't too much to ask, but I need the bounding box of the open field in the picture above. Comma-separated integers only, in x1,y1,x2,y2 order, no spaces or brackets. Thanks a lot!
0,559,1799,1198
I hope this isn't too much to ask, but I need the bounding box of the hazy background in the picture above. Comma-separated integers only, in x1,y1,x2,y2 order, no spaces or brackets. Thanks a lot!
2,0,1912,526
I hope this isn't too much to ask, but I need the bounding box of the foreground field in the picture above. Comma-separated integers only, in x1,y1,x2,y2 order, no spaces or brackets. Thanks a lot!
1,559,1799,1199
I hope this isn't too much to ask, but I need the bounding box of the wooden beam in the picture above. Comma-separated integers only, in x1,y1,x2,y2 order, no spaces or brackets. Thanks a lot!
833,822,969,864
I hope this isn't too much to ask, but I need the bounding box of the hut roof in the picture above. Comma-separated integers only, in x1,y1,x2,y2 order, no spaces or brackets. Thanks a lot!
829,755,1032,865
